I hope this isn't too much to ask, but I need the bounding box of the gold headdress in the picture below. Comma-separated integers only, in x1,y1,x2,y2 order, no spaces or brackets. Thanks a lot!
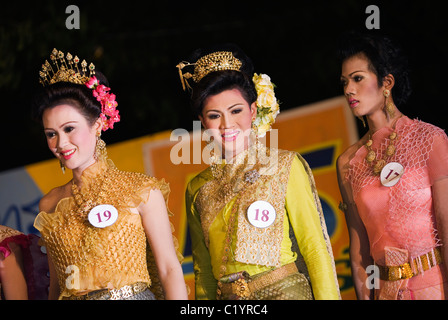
39,48,95,86
176,51,242,91
38,48,120,132
176,50,280,137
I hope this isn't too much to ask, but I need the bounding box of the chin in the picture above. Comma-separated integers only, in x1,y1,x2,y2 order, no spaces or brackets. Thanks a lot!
351,108,365,118
225,141,247,158
63,162,76,171
221,143,235,156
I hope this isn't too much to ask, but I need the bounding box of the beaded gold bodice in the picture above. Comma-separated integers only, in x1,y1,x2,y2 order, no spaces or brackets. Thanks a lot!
34,159,171,299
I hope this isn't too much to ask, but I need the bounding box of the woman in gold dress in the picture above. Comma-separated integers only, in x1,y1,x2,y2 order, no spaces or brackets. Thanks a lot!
177,44,340,300
32,49,187,300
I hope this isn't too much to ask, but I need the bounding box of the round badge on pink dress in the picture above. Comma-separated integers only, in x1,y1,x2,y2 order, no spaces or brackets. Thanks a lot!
380,162,404,187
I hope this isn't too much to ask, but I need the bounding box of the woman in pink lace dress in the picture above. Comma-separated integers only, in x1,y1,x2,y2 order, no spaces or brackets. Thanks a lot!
336,33,448,300
0,225,29,299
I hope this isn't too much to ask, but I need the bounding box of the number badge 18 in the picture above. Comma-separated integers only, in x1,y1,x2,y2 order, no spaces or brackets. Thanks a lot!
246,201,277,229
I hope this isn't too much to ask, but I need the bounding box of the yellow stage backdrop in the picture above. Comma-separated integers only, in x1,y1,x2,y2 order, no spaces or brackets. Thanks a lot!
0,96,357,299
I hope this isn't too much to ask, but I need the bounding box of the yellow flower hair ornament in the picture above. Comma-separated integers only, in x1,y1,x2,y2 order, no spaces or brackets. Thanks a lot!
252,73,280,137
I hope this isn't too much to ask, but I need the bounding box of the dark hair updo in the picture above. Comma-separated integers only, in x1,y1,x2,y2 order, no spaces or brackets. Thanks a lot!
33,71,109,127
337,32,411,107
186,44,257,117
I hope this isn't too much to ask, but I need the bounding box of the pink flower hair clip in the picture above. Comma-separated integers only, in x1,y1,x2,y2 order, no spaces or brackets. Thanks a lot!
85,76,120,131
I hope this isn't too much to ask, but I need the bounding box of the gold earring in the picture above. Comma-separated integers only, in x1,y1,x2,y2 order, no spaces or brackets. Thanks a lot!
94,133,107,161
386,101,395,118
383,89,395,119
204,132,215,151
250,120,259,142
357,116,366,128
59,160,66,174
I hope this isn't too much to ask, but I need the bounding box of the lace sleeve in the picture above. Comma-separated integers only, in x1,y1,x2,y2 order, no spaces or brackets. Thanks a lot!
428,130,448,185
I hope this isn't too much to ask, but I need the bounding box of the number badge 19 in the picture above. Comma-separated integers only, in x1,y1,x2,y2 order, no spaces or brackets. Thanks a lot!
88,204,118,228
246,201,277,229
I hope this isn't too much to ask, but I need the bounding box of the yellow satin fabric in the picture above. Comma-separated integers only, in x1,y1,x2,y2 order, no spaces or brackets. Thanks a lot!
186,155,340,300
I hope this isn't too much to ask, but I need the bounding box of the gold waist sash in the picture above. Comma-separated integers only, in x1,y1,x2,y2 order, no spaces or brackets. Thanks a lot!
220,262,298,298
377,247,442,281
66,282,150,300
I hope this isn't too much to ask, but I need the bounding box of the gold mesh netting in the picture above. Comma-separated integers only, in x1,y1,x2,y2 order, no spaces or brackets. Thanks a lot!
34,158,184,299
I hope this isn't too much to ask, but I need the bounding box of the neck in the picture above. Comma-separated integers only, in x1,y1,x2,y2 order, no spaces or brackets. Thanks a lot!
223,149,236,162
72,170,83,188
366,108,404,134
71,158,98,188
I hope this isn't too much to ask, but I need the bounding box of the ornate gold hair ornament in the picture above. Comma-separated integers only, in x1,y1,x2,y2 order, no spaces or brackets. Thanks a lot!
38,48,120,132
176,51,242,91
39,48,95,86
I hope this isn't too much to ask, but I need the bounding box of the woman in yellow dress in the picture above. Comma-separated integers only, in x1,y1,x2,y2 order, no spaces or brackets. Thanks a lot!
32,49,187,300
177,44,340,300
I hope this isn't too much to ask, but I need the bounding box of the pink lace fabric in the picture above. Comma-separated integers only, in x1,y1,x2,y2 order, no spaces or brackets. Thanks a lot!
348,116,448,299
0,226,50,300
0,226,29,258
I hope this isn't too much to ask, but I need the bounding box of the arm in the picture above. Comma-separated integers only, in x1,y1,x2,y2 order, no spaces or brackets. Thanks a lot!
0,242,28,300
428,133,448,277
336,154,373,300
286,156,339,299
139,189,188,300
433,178,448,276
185,184,217,300
37,193,61,300
47,254,60,300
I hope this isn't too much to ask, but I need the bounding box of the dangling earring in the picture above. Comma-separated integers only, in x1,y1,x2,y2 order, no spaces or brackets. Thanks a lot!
386,100,396,119
357,116,366,128
59,160,66,174
383,89,396,119
203,129,215,151
94,132,107,161
250,118,259,143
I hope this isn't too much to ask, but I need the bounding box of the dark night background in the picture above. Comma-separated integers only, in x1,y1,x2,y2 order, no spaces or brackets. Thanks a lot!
1,0,447,172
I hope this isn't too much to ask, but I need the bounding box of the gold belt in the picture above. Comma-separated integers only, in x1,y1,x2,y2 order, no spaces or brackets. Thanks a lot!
68,282,149,300
220,262,298,298
377,247,442,281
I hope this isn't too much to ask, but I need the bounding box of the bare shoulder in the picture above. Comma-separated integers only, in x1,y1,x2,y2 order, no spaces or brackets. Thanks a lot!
337,143,359,173
337,133,369,173
39,182,72,213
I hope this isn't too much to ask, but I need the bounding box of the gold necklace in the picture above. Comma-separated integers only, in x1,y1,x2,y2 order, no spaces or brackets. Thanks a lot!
365,131,397,175
210,142,264,201
71,162,110,215
364,117,401,175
